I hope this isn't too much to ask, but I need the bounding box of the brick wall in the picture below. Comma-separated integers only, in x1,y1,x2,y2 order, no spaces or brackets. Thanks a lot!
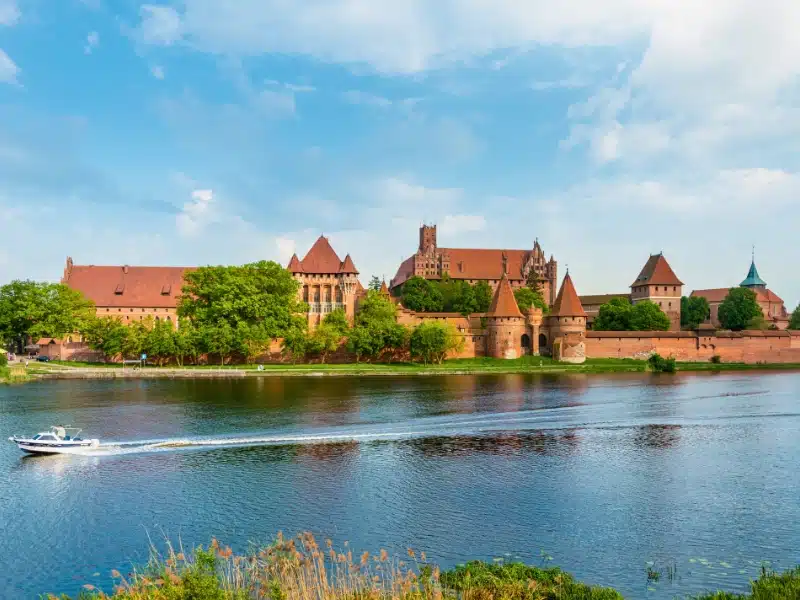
586,331,800,363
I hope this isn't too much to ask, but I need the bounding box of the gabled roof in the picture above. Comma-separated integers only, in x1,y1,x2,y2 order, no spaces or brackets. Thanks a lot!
551,273,587,317
287,254,303,273
691,288,731,303
741,260,767,288
631,253,683,287
487,274,523,318
339,254,359,274
579,293,631,307
64,263,190,308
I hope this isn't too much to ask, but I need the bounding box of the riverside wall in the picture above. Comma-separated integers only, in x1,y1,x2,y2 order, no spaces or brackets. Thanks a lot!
585,330,800,363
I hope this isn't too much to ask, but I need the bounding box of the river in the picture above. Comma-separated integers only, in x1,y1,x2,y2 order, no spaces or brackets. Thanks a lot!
1,372,799,598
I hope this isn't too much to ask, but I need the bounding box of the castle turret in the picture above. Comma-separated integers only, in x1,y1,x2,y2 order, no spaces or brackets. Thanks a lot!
630,253,683,330
544,272,587,363
485,271,525,359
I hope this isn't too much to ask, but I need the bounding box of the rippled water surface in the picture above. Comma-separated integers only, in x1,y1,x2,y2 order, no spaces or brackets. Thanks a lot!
1,372,799,599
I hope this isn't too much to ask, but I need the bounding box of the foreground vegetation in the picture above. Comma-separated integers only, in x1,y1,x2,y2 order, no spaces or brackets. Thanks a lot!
46,534,800,600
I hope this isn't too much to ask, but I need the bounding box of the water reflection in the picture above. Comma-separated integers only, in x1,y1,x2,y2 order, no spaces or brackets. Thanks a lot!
632,424,682,449
405,430,581,457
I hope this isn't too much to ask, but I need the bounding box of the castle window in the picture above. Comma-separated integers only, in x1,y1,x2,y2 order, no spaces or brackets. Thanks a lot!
106,308,109,312
673,286,677,292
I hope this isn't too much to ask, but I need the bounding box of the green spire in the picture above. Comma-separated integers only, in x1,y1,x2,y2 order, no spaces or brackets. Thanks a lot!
740,248,767,288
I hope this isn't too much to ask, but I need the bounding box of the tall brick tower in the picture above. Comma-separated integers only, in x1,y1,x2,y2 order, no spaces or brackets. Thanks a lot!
485,257,526,359
630,253,683,330
545,272,587,363
419,224,437,255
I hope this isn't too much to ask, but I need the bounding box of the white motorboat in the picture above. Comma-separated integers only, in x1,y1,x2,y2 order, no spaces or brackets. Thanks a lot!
8,426,100,454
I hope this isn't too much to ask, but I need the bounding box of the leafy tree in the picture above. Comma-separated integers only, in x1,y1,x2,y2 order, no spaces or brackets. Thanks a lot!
202,322,238,365
122,320,149,359
306,323,343,363
789,304,800,330
322,308,350,336
681,296,711,329
718,288,763,331
409,321,463,364
474,281,493,313
348,291,408,361
400,276,444,312
593,298,634,331
629,301,671,331
281,321,309,364
173,319,202,366
236,322,272,364
368,276,382,291
525,267,543,291
84,317,126,361
0,280,95,350
178,261,304,339
444,280,477,316
145,319,177,366
514,287,549,314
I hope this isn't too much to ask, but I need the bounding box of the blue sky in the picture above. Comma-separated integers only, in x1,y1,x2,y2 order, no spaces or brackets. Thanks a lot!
1,0,798,307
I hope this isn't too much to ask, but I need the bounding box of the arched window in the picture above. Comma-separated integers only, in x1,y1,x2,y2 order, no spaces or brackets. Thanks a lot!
521,334,531,353
303,286,309,302
335,287,343,303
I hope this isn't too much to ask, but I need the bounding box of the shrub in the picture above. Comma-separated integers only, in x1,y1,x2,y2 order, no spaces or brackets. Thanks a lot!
0,351,7,367
648,353,677,373
710,354,722,364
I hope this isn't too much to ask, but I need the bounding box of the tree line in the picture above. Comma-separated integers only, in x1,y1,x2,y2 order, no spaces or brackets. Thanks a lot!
0,262,465,365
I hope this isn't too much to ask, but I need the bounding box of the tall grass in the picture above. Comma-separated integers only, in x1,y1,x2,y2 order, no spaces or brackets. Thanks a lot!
46,534,800,600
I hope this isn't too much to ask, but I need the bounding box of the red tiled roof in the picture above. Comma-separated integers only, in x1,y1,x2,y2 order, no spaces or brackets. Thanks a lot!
287,254,303,273
579,293,631,307
65,264,190,308
550,273,587,317
757,289,784,304
296,236,357,274
631,254,683,287
339,254,359,274
487,275,523,318
691,288,730,303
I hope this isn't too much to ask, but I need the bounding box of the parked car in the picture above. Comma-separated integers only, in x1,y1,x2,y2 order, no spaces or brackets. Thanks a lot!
36,355,50,362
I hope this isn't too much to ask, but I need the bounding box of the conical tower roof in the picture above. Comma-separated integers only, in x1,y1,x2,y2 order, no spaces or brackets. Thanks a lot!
287,253,303,273
740,260,767,288
550,272,587,317
379,280,390,296
488,274,523,318
339,253,359,274
631,253,683,287
300,236,343,274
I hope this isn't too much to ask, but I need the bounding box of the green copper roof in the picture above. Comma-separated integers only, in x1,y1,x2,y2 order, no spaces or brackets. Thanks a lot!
740,260,767,287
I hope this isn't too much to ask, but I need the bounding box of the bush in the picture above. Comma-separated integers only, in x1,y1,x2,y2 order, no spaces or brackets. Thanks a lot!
0,351,7,367
710,354,722,364
648,353,676,373
696,566,800,600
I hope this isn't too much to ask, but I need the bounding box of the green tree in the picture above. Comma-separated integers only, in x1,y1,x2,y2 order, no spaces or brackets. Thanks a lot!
718,288,763,331
789,304,800,330
400,276,444,312
173,319,202,366
514,287,549,314
409,321,463,364
322,308,350,336
145,319,177,366
474,281,493,313
84,317,129,361
681,296,711,329
368,276,382,291
178,261,304,338
347,291,408,361
629,301,671,331
122,319,149,359
0,280,95,350
593,297,633,331
305,323,343,363
281,320,309,364
445,280,477,316
236,322,272,364
202,322,238,365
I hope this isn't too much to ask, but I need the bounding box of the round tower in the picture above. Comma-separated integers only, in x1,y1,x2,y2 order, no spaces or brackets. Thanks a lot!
544,272,587,363
485,273,525,359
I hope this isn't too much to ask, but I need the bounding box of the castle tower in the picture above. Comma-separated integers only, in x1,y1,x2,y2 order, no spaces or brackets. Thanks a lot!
485,270,525,360
630,253,683,331
419,224,437,255
544,272,587,363
740,250,767,292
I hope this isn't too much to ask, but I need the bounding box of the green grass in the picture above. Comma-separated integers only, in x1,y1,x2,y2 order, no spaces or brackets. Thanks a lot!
47,535,800,600
0,364,31,384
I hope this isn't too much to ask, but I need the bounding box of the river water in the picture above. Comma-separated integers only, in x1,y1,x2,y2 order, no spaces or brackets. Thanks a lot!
1,372,799,599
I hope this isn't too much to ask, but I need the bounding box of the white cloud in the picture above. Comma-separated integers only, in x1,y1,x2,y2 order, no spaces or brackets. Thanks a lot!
151,65,165,79
284,83,315,93
0,0,19,26
0,48,19,84
138,4,182,46
439,214,486,236
176,188,215,237
378,177,461,206
254,89,296,116
84,31,100,54
342,90,392,108
275,237,296,263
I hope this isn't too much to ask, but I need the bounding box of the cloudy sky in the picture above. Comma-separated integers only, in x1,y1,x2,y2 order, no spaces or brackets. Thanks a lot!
1,0,798,306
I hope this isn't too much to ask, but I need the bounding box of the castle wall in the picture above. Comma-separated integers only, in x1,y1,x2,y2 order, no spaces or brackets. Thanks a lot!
585,331,800,363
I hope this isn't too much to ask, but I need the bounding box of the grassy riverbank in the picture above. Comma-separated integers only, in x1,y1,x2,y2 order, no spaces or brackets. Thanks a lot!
48,534,800,600
38,356,800,378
